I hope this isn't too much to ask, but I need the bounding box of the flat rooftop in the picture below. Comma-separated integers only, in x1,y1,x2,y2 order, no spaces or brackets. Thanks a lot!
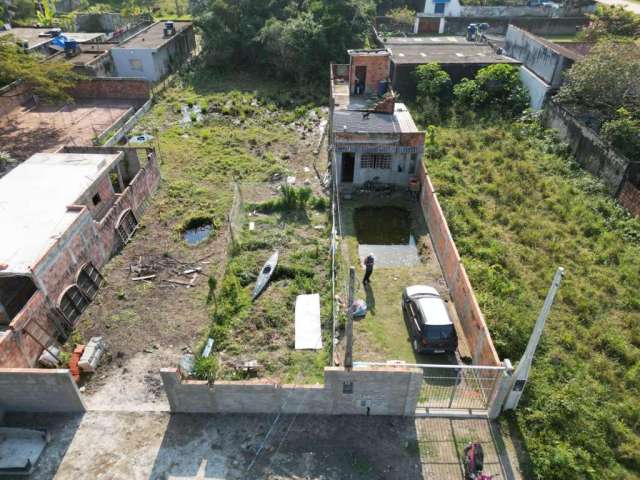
0,98,134,161
333,103,418,135
0,152,121,275
383,36,470,46
385,43,521,65
0,28,104,50
0,27,54,50
116,20,192,49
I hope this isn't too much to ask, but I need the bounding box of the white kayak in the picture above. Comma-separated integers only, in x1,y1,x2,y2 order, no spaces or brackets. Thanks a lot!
252,250,278,301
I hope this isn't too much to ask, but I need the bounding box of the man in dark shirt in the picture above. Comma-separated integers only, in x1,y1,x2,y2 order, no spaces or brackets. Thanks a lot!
363,253,375,284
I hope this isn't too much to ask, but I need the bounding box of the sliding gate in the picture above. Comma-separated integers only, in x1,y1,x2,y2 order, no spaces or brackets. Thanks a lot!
357,362,507,417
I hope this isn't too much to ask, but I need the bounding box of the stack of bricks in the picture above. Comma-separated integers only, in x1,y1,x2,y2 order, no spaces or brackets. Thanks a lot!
69,345,86,383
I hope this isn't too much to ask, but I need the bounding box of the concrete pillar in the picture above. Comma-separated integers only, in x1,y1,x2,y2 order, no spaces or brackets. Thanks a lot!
488,360,514,420
160,368,180,412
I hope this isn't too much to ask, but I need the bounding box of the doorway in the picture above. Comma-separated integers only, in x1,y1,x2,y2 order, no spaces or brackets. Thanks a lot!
341,152,355,183
354,66,367,95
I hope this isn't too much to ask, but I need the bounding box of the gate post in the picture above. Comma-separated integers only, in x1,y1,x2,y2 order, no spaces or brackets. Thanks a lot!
488,360,513,420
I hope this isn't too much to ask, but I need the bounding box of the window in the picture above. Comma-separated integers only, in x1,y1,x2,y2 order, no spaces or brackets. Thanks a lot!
408,153,418,174
59,285,89,325
92,193,101,206
129,58,143,72
116,209,138,245
360,153,392,169
435,2,445,14
76,263,104,300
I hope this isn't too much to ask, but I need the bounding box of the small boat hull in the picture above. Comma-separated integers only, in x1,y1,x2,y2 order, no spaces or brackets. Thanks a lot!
252,251,278,301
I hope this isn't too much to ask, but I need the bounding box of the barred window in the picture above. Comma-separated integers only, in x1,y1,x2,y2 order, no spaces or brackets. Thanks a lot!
360,153,392,169
77,263,104,301
59,285,89,325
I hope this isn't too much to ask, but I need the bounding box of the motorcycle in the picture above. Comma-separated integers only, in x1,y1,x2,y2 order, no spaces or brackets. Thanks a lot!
463,442,499,480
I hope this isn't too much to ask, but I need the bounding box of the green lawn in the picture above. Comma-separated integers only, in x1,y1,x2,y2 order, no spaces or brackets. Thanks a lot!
424,120,640,479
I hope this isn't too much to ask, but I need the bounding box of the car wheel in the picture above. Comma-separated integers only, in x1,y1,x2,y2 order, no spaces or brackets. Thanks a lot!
412,339,420,353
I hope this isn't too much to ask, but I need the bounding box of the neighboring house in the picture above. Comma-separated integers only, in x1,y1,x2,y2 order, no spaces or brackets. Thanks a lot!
110,20,195,82
382,36,520,97
0,148,160,368
423,0,462,16
329,49,426,188
503,25,590,109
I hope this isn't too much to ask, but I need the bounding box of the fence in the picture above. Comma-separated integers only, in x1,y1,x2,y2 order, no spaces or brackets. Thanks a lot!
418,163,501,366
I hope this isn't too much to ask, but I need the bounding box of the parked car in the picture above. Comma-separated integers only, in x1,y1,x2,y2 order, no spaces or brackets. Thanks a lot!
402,285,458,354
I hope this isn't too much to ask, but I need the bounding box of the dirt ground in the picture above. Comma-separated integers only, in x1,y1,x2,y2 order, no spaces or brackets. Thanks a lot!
2,411,526,480
72,92,328,407
0,99,134,161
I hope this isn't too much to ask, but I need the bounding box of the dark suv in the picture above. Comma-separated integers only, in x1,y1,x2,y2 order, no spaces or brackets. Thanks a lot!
402,285,458,354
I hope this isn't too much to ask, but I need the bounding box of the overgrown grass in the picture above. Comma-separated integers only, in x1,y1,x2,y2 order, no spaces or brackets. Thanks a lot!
201,187,332,383
133,69,324,238
424,118,640,479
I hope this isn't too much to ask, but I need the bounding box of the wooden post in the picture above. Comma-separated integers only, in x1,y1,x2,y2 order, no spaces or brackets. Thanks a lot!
345,266,355,369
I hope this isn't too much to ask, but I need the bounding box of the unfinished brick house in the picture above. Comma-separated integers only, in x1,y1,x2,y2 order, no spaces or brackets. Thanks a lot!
329,49,425,187
0,147,160,367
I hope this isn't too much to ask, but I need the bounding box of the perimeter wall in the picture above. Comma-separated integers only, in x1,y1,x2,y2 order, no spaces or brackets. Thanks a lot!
161,366,423,415
417,163,501,366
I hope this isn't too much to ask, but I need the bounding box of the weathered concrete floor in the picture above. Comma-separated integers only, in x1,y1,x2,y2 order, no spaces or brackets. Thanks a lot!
2,412,527,480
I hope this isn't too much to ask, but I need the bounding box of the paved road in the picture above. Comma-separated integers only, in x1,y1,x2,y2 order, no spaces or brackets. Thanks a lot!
597,0,640,14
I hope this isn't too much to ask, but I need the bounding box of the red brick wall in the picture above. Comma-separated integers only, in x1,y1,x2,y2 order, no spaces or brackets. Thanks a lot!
418,162,501,366
349,54,391,95
618,181,640,217
400,132,425,147
0,81,33,117
78,173,117,219
68,78,151,102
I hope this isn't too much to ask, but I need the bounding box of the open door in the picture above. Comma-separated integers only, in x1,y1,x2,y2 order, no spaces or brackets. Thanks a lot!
341,153,355,183
354,65,367,94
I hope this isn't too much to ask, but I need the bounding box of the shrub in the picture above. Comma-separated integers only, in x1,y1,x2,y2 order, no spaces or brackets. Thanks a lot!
601,108,640,162
193,355,218,381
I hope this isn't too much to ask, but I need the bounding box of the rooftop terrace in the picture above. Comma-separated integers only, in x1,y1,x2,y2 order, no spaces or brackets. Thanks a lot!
116,20,192,49
385,42,521,65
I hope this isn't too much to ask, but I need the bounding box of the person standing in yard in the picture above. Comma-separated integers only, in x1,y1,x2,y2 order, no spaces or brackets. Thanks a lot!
363,253,375,284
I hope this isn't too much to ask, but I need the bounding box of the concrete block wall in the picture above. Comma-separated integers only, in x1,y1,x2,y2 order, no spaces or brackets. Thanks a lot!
504,25,572,87
0,369,86,412
418,164,501,366
542,101,629,196
519,65,551,111
161,366,423,416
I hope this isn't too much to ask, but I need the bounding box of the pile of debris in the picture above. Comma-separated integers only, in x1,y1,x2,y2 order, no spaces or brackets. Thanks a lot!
129,253,206,288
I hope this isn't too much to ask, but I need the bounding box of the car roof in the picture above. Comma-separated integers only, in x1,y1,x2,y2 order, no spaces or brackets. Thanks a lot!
405,285,439,297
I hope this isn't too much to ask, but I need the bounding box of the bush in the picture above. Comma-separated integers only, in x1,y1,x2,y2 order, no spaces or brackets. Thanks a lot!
601,108,640,162
454,64,528,117
193,355,218,381
253,185,314,212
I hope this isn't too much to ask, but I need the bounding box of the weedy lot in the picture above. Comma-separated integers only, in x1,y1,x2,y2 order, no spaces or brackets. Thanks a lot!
73,70,328,407
424,119,640,479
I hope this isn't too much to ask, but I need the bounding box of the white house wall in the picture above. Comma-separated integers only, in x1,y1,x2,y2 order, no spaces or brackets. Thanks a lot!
335,150,421,186
111,48,158,81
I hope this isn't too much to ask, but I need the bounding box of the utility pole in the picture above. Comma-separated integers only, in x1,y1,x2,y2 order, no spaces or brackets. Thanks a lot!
344,266,355,369
504,267,564,411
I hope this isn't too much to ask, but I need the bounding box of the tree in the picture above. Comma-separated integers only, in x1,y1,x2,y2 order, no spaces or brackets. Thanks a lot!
413,63,452,123
0,36,83,103
582,5,640,41
196,0,374,83
453,64,528,116
556,40,640,121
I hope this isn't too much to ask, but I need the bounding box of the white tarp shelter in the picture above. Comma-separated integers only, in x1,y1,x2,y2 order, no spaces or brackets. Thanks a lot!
295,293,322,350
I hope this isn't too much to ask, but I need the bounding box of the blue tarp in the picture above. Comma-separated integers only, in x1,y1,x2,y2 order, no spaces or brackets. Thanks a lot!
50,35,69,47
